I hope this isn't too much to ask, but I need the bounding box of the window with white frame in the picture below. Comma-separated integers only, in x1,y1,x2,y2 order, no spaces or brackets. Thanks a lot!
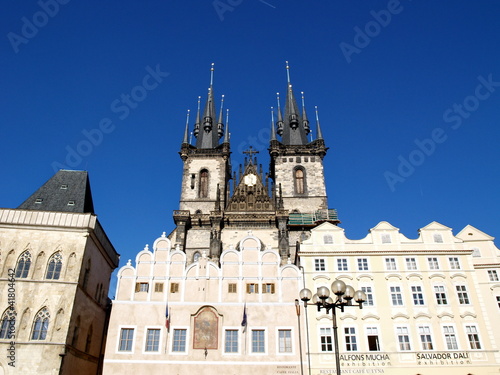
385,258,397,271
172,329,187,352
118,328,134,352
449,257,461,270
433,233,443,243
419,326,433,350
251,330,265,353
472,247,481,257
145,329,160,352
224,329,238,353
323,235,333,244
315,259,326,272
434,285,447,305
320,328,333,352
357,258,369,271
361,287,374,306
466,326,481,349
278,329,292,353
381,234,391,244
405,257,417,271
396,327,411,351
344,327,357,351
337,258,348,271
428,257,440,270
456,285,470,304
443,326,458,350
366,327,380,351
488,270,499,281
411,286,425,305
390,286,403,306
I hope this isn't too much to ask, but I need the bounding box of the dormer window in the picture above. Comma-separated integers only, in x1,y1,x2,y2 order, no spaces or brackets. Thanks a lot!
60,184,68,189
68,201,75,206
35,198,43,204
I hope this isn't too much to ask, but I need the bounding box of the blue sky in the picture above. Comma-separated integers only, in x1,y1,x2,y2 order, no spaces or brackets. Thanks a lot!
2,1,500,291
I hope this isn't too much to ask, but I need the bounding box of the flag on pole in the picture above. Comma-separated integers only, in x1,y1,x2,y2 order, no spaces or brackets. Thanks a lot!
165,303,170,332
241,303,247,333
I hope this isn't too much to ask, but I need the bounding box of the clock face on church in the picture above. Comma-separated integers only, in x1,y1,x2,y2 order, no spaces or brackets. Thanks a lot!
244,173,257,186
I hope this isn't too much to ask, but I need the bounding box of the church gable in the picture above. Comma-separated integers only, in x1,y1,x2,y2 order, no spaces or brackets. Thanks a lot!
226,158,274,213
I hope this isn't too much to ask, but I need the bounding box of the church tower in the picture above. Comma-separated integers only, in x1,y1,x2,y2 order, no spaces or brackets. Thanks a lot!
175,64,231,261
269,62,331,216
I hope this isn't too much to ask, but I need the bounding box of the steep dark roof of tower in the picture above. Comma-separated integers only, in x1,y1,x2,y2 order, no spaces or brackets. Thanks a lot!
18,170,95,213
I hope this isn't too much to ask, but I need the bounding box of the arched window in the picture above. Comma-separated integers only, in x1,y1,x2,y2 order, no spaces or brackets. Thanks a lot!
85,325,93,353
193,252,201,262
31,308,50,340
199,169,209,198
294,168,305,194
0,308,16,340
82,259,91,289
15,251,32,278
72,316,80,347
46,252,63,280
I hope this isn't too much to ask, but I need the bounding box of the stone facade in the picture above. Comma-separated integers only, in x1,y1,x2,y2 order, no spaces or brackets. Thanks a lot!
0,209,119,375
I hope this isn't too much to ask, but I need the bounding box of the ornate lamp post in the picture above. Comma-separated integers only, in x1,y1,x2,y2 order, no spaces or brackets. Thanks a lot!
299,280,366,375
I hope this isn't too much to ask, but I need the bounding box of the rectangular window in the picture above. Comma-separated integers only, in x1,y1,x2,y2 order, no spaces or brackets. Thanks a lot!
323,235,333,244
228,283,237,293
385,258,397,271
361,287,374,306
434,285,448,305
456,285,470,304
119,328,134,352
419,326,433,350
135,282,149,292
154,283,163,292
337,258,348,271
390,286,403,306
488,270,499,281
411,286,425,305
396,327,411,351
443,326,458,350
428,257,440,270
366,327,380,351
262,283,275,294
278,329,292,353
320,328,332,352
344,327,357,351
466,326,481,349
381,234,391,243
315,259,325,272
406,257,417,270
246,283,259,294
434,233,443,243
145,329,160,352
170,283,179,293
172,329,187,352
225,330,238,353
251,330,265,353
449,257,461,270
357,258,369,271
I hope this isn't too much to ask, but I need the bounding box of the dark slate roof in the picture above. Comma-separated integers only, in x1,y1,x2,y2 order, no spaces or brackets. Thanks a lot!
18,170,95,214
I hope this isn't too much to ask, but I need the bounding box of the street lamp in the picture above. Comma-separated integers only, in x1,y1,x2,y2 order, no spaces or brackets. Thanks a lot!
299,280,366,375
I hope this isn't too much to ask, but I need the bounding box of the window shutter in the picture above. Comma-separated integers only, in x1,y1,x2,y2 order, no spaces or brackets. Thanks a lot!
271,284,275,294
135,283,140,292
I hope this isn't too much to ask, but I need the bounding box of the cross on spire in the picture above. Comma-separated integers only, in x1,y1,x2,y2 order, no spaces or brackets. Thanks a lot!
243,146,259,157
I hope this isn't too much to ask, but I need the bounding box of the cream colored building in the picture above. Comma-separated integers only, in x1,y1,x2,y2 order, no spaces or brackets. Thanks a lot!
103,232,304,374
297,221,500,375
0,170,119,375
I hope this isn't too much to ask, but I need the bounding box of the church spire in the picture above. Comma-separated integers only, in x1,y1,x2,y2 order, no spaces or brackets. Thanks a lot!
315,106,324,140
223,109,230,144
195,63,220,149
279,61,308,145
270,107,277,141
301,91,311,136
182,109,190,144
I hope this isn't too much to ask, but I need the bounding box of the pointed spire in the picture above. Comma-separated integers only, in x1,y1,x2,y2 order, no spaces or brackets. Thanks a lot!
217,94,225,139
270,107,277,141
182,109,190,144
315,106,323,140
223,108,230,144
276,93,284,136
301,91,310,135
286,60,291,83
196,63,219,149
193,96,201,138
